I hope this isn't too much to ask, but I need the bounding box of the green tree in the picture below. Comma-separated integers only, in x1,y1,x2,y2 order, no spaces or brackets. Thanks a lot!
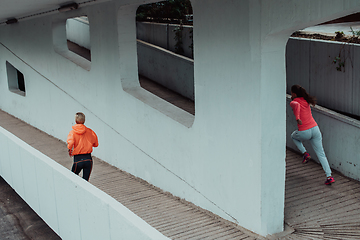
136,0,193,24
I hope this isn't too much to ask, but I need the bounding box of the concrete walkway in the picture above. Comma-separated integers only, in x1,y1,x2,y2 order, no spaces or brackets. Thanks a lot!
1,107,360,239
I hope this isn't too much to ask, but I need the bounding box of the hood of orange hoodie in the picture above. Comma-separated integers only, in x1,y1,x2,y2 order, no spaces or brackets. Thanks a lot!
72,124,86,135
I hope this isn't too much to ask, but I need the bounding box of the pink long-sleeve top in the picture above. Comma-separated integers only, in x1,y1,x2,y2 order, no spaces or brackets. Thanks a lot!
290,97,317,131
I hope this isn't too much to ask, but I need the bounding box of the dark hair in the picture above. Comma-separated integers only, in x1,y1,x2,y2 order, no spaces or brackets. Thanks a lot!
291,85,317,106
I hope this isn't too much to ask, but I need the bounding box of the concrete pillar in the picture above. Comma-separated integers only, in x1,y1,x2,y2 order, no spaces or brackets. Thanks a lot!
190,0,360,235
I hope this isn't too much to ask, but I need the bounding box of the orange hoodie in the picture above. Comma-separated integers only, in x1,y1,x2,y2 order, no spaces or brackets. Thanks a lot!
67,124,98,155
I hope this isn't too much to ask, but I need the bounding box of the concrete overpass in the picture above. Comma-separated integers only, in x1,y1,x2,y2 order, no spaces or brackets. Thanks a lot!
1,0,360,237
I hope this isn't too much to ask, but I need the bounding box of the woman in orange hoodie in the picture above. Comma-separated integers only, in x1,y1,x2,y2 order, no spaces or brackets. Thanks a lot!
67,112,98,181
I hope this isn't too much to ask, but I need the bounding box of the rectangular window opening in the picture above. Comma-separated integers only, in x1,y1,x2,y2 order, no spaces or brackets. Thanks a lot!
53,15,91,71
6,61,26,96
136,1,195,116
66,16,91,61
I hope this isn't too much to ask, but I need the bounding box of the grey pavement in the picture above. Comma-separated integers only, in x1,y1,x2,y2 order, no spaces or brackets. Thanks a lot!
0,176,60,240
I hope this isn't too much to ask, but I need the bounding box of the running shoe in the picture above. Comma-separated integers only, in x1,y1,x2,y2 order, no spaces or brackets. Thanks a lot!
325,176,335,185
302,152,311,164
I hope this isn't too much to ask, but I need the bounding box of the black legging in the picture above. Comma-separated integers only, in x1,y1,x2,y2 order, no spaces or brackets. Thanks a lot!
72,153,93,181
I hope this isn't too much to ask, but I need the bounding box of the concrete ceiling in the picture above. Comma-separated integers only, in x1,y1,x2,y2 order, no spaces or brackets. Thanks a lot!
0,0,107,24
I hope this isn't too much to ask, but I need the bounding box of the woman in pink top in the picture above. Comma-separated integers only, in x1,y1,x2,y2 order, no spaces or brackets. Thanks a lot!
290,85,335,185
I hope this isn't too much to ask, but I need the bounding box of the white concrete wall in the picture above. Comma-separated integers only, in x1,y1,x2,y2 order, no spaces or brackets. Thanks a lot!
137,22,193,58
137,40,194,100
136,21,168,49
287,37,360,116
286,95,360,181
0,127,169,240
66,17,91,50
1,0,360,236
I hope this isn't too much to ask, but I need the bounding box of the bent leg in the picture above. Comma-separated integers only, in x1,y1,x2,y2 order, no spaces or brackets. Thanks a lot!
71,162,81,175
310,126,332,177
291,129,312,154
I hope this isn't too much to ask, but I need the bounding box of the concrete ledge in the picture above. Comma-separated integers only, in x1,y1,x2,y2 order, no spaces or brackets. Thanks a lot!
137,39,194,101
53,47,91,71
136,22,193,59
124,86,194,128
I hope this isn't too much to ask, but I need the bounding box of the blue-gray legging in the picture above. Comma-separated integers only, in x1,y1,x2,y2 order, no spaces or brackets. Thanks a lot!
291,126,332,177
72,153,93,181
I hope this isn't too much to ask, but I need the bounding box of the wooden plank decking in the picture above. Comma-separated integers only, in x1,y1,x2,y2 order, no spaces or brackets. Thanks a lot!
282,150,360,240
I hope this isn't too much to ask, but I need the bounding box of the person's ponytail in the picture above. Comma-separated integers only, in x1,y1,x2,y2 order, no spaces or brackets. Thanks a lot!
291,85,317,106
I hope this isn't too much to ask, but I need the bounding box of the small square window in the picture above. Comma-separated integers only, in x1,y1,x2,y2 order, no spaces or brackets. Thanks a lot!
6,61,26,96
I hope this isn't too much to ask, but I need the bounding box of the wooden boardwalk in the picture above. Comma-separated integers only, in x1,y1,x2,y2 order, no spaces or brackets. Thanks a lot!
0,108,359,239
283,150,360,240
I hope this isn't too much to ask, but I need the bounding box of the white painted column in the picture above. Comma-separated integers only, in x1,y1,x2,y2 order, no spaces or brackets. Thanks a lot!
191,0,285,235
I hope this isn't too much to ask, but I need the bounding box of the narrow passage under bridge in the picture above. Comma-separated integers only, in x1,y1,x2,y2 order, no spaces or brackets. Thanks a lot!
0,103,359,239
